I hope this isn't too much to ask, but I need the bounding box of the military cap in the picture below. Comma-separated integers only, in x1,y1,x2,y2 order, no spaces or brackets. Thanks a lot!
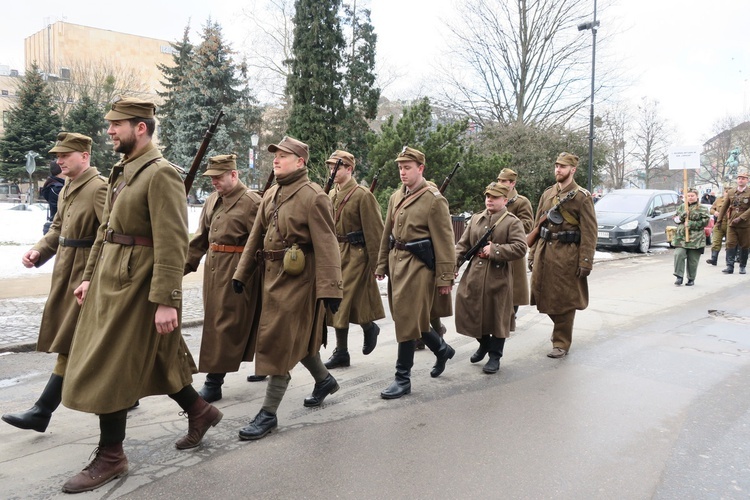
104,96,156,120
395,146,426,165
326,150,356,168
49,132,92,154
555,152,579,168
203,154,237,176
497,168,518,182
737,168,749,178
484,181,510,198
268,136,309,164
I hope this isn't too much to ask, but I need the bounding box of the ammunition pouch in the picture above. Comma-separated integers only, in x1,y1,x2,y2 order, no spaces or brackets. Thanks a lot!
389,235,435,270
539,227,580,244
338,230,365,246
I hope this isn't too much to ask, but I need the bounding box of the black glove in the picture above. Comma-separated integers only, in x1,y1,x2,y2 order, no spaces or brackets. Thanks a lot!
324,297,342,315
232,279,245,294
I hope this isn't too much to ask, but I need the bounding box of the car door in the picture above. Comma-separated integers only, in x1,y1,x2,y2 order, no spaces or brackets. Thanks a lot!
650,194,675,244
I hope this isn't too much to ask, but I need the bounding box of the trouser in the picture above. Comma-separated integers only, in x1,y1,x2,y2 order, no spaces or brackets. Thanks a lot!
548,310,576,351
726,225,750,251
53,353,68,377
711,221,727,253
261,352,329,414
673,247,702,280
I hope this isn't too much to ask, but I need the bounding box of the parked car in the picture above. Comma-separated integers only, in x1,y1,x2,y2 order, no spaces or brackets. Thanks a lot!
595,189,680,252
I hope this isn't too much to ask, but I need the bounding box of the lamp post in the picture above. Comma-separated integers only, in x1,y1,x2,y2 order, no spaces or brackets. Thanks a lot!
250,133,259,189
578,1,599,194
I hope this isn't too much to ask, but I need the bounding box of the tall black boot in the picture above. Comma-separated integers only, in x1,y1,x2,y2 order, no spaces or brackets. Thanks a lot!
482,337,506,374
381,340,415,399
198,373,225,403
2,373,62,432
325,328,351,369
421,328,455,378
722,248,737,274
739,248,748,274
705,250,719,265
470,335,490,363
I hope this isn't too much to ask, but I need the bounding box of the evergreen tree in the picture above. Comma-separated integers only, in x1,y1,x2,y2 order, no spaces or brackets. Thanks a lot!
286,0,346,183
0,62,61,182
64,94,118,176
157,25,194,159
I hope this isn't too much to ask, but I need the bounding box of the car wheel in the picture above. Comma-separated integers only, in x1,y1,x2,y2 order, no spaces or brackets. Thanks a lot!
637,230,651,253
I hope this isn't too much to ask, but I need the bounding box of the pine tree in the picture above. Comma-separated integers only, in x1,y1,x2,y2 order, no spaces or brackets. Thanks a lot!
157,25,194,160
0,62,61,182
64,94,118,176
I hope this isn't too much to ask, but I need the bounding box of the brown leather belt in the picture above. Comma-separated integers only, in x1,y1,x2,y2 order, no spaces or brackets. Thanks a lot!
391,239,408,251
336,235,349,243
58,236,94,248
104,229,153,247
210,243,244,253
261,249,287,261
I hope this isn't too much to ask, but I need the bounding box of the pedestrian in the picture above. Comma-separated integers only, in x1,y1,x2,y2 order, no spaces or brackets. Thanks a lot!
672,188,710,286
706,191,729,266
2,133,106,433
528,152,597,358
323,150,385,370
41,160,66,233
184,154,262,402
232,136,343,441
375,146,457,399
716,169,750,274
60,98,222,494
455,182,527,374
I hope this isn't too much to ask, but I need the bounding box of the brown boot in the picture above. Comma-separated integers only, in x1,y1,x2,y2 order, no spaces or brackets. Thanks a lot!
62,443,128,493
175,397,223,450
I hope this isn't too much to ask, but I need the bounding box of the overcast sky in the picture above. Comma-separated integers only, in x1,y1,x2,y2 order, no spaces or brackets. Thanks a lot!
1,0,748,146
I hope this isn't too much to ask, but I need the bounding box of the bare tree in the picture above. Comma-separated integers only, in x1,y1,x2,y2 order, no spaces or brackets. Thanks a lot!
699,116,750,190
632,97,671,189
600,102,631,189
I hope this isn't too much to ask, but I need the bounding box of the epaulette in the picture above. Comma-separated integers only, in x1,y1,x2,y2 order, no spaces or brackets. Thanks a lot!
577,187,591,197
167,161,185,174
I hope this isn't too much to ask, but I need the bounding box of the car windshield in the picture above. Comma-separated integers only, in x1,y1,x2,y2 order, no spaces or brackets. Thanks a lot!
595,194,649,213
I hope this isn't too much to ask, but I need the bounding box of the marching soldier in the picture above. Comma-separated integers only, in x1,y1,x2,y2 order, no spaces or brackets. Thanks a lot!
716,169,750,274
455,182,527,373
185,154,262,402
232,136,343,441
323,150,386,369
2,133,106,433
375,147,456,399
706,193,728,266
528,152,597,358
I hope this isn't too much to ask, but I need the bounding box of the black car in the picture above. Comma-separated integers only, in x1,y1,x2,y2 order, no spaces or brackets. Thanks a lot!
595,189,680,252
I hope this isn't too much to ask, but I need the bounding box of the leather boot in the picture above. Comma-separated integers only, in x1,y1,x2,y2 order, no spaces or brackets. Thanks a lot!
239,409,277,441
247,375,268,382
740,248,748,274
324,348,350,369
2,373,62,432
705,250,719,265
722,248,737,274
483,337,506,374
197,373,224,403
422,328,455,378
175,397,223,450
61,443,128,493
362,323,380,355
303,374,340,407
470,336,490,363
381,340,415,399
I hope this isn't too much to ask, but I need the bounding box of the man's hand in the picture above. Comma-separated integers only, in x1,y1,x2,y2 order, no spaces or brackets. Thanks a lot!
477,242,492,259
155,305,179,335
438,285,452,296
74,281,90,306
22,249,40,268
324,297,342,315
576,266,591,278
232,279,245,294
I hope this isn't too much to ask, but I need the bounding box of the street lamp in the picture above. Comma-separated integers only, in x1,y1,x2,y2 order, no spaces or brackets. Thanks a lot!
578,1,600,193
250,133,259,189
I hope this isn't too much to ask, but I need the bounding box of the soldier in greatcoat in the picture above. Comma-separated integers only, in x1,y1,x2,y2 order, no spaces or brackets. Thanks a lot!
455,182,527,373
232,136,343,441
185,154,262,402
716,169,750,274
323,149,385,369
59,98,222,494
375,147,456,399
2,133,105,433
528,152,597,359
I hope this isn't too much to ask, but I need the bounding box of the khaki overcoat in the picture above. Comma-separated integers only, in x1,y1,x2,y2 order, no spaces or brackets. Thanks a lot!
506,188,533,306
327,177,385,328
33,167,106,353
62,143,194,414
529,180,597,315
185,181,262,373
375,180,455,342
455,208,527,338
233,168,342,376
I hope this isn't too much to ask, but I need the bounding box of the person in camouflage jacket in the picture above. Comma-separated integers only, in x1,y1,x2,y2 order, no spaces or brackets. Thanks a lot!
672,188,710,286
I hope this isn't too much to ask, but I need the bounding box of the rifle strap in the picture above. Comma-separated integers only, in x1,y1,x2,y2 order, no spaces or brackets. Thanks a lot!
334,185,359,224
391,186,431,225
554,190,580,226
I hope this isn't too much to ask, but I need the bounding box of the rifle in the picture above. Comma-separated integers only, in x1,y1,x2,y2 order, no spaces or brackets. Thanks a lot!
527,190,577,247
324,159,343,194
259,169,275,196
439,162,461,195
184,109,225,195
369,164,383,193
456,212,509,269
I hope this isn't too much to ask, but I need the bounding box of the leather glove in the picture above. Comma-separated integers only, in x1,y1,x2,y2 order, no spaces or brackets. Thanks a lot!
324,297,342,315
528,260,533,272
576,266,591,278
232,279,245,294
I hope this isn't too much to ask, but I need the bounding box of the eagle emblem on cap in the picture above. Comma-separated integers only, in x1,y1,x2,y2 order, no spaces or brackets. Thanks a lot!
401,146,408,154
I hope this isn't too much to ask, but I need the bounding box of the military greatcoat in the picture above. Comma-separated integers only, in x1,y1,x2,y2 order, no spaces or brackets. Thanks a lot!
455,208,527,339
327,176,385,328
529,180,597,315
505,188,533,306
375,180,455,342
62,142,194,414
33,167,106,354
716,187,750,248
185,181,262,373
233,168,343,376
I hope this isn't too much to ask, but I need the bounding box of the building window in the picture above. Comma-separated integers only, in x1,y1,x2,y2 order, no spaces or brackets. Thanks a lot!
1,89,8,96
60,67,71,80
